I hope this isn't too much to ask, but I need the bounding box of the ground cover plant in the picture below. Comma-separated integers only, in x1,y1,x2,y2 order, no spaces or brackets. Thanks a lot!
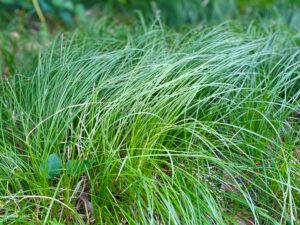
0,20,299,224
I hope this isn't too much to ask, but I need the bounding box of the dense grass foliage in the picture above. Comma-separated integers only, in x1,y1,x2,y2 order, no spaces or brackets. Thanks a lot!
0,21,299,224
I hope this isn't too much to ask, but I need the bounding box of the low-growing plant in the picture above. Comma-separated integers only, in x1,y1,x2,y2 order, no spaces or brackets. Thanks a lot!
39,153,91,178
0,20,299,224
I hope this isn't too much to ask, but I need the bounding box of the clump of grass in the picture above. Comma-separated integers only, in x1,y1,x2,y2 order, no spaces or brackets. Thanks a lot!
0,21,299,224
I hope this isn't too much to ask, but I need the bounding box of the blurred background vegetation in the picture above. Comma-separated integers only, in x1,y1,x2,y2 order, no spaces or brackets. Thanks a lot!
0,0,300,28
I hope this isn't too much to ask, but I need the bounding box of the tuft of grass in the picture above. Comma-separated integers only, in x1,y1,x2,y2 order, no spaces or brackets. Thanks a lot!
0,20,299,224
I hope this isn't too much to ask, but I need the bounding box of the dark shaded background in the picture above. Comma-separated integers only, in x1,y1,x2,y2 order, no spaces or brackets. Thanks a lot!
1,0,300,28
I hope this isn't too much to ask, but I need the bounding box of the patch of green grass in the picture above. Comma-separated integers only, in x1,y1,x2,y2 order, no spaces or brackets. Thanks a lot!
0,20,299,224
0,23,52,79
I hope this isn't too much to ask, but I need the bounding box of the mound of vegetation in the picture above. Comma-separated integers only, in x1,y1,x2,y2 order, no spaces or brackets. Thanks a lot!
0,21,299,224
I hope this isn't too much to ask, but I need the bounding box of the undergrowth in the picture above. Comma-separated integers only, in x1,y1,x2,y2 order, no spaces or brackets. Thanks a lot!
0,20,299,224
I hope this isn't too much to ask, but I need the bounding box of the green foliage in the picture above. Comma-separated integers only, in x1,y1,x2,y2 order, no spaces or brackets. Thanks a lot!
66,160,89,177
0,20,299,224
0,0,87,24
1,1,299,224
1,0,300,26
42,0,87,23
40,155,91,178
0,26,50,78
40,153,62,179
48,220,64,225
106,0,300,26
